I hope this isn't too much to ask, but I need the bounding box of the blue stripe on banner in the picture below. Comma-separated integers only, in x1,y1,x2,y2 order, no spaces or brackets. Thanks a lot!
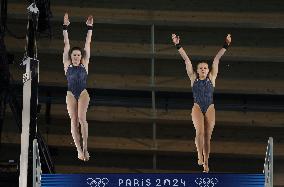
41,173,265,187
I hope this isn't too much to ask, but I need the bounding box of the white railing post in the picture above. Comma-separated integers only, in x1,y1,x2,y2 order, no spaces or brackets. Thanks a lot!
264,137,273,187
33,139,42,187
19,57,31,187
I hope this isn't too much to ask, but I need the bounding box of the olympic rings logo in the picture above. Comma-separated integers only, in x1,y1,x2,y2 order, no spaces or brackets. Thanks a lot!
195,177,218,187
86,177,109,187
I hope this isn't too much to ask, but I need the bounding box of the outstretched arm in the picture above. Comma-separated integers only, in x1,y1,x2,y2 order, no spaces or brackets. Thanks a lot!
63,13,70,65
210,34,232,79
172,34,195,82
83,15,93,64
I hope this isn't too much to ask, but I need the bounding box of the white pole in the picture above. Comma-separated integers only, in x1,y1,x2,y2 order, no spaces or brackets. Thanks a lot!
19,58,32,187
33,139,41,187
19,3,39,186
269,137,273,187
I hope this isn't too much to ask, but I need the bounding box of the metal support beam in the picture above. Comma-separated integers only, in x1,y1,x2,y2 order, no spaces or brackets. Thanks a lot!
19,2,39,187
33,139,41,187
19,57,32,187
150,24,157,170
264,137,273,187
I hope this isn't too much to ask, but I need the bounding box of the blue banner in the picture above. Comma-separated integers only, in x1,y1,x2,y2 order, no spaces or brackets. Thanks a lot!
41,173,265,187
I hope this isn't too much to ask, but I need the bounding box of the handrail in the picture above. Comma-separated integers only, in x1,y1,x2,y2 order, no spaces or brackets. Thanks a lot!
264,137,273,187
33,139,42,187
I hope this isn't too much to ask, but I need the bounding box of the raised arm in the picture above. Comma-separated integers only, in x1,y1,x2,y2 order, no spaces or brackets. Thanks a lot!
210,34,232,80
172,34,195,83
63,13,70,69
83,15,93,64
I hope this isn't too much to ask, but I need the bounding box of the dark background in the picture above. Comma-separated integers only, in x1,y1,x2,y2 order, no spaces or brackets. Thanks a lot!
0,0,284,186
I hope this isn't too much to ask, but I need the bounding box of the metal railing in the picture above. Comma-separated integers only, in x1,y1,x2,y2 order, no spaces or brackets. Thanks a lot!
33,139,42,187
264,137,273,187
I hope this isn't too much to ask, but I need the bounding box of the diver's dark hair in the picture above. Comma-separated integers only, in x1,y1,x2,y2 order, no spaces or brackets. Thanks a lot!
68,46,86,62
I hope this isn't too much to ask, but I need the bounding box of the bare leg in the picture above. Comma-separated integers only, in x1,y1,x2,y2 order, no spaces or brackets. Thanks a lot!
191,103,205,166
66,91,83,160
203,104,216,172
78,89,90,161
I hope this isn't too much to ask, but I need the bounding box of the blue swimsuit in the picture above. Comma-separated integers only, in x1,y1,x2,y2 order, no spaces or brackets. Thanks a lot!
66,64,87,100
192,77,214,114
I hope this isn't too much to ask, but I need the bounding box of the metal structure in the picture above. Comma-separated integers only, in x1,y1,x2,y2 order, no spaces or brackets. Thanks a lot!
264,137,273,187
33,139,42,187
19,2,39,187
19,2,54,186
150,24,157,170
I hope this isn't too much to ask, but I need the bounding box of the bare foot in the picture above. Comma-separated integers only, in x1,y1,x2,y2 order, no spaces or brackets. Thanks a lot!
198,154,203,165
203,162,209,173
83,148,90,162
78,151,84,161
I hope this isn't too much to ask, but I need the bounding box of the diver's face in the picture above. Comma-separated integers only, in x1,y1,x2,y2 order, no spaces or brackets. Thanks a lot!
197,63,209,78
71,50,82,65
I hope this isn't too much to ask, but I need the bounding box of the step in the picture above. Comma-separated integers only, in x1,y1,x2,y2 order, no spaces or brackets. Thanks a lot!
8,3,284,28
2,131,284,158
2,115,284,157
9,0,284,12
41,104,284,127
6,19,284,48
9,67,284,95
3,114,284,160
6,36,284,62
3,102,284,127
0,142,272,173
